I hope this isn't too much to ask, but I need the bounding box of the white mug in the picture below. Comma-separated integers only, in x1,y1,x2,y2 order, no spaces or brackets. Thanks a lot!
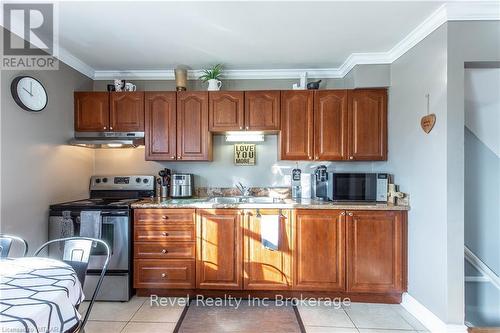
124,82,137,91
207,79,222,91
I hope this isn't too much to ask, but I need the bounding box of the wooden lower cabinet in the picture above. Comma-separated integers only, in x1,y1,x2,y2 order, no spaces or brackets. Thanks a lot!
293,209,345,291
133,208,407,299
196,209,243,290
243,209,292,290
346,210,406,293
133,209,196,290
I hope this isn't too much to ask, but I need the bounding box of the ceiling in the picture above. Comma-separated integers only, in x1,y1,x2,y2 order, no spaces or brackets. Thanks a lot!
58,1,445,73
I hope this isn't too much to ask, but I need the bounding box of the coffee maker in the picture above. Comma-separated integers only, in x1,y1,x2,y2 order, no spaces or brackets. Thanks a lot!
313,165,333,201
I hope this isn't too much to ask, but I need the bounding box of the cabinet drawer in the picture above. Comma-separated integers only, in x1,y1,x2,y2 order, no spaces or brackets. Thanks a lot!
134,225,195,242
134,209,195,225
134,242,195,259
134,259,195,289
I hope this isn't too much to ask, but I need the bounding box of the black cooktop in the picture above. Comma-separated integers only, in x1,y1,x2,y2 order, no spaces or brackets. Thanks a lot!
50,198,139,210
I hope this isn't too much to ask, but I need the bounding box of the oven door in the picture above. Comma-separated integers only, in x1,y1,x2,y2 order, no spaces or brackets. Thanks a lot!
48,210,130,271
331,173,377,202
87,211,129,271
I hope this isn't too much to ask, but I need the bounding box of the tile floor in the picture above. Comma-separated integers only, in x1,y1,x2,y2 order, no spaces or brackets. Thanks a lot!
79,297,429,333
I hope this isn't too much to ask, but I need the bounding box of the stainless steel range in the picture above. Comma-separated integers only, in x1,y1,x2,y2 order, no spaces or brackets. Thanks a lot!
48,175,154,301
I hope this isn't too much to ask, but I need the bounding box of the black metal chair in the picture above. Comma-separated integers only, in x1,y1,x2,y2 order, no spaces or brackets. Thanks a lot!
34,237,110,333
0,234,28,258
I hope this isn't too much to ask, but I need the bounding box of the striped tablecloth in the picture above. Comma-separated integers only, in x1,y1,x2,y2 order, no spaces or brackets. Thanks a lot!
0,257,84,333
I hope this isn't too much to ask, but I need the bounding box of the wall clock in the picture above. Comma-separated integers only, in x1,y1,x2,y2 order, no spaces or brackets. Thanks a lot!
10,76,48,112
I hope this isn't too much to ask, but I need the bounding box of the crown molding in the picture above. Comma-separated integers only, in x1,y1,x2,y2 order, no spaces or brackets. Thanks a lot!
60,1,499,81
58,46,95,79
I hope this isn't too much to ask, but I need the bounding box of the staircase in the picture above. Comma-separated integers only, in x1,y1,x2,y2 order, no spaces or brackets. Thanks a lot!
465,246,500,330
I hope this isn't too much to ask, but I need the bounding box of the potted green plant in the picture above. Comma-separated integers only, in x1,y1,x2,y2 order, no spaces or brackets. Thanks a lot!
199,64,223,91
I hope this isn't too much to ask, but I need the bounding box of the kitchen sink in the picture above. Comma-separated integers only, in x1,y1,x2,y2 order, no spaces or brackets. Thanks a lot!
208,196,284,204
209,197,243,204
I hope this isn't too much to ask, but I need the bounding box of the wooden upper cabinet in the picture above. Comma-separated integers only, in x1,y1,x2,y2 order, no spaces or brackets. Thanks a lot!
176,91,212,161
244,91,280,131
244,209,292,290
110,92,145,132
145,92,176,161
196,209,243,290
294,210,345,291
346,210,406,294
348,89,387,160
209,91,244,132
314,90,348,161
280,91,314,160
74,92,109,131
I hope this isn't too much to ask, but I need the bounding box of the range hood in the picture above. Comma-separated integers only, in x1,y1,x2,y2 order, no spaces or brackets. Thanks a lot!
69,131,145,149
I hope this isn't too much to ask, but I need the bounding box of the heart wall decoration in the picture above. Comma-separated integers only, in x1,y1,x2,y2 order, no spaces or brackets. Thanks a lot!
421,93,436,134
421,114,436,133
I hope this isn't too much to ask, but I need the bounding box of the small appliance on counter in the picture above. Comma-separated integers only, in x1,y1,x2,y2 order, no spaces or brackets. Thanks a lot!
291,164,302,199
313,165,333,201
331,173,390,202
170,173,194,198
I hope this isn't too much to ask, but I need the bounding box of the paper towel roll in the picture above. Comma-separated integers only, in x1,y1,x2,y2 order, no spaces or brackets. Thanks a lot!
300,173,312,199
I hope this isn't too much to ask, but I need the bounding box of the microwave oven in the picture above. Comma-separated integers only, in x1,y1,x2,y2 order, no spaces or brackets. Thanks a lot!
330,173,389,202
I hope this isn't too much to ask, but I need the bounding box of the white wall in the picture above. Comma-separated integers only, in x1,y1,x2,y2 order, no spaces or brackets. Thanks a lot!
0,60,94,253
387,24,450,322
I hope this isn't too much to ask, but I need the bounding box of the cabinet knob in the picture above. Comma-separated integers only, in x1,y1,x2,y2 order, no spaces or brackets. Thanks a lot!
171,156,175,159
246,126,249,130
162,249,168,254
178,156,182,159
315,156,319,160
103,126,107,130
341,212,345,216
110,126,113,130
239,126,243,130
162,232,169,236
309,156,312,160
349,156,354,160
161,273,167,278
348,212,353,216
162,216,168,220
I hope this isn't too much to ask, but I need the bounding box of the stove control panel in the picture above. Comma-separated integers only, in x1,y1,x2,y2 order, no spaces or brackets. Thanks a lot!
90,175,155,191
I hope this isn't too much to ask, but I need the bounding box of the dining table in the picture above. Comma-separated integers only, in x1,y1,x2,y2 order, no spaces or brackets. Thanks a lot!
0,257,85,333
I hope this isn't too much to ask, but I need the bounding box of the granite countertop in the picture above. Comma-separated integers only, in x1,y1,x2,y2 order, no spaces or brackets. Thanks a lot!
131,197,410,211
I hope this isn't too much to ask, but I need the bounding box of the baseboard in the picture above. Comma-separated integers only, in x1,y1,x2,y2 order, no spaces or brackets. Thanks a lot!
401,293,468,333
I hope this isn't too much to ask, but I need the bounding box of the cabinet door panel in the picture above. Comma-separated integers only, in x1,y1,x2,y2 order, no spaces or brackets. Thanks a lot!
74,92,109,131
314,90,348,160
177,92,212,161
280,91,314,160
244,209,292,290
197,209,243,290
145,92,176,160
209,91,244,132
294,210,345,291
346,210,406,293
244,91,280,131
348,89,387,160
110,92,145,131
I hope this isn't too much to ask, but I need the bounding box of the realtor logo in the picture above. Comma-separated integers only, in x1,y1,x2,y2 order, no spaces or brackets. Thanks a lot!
2,3,58,69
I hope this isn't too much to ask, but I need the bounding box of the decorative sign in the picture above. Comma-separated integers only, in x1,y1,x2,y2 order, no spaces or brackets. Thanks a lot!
421,93,436,134
234,144,256,166
421,114,436,133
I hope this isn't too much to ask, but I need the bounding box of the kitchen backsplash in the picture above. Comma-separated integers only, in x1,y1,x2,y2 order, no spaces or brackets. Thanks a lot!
94,135,388,187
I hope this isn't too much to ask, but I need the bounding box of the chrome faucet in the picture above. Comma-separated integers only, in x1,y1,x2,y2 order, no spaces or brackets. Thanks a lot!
235,182,251,197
